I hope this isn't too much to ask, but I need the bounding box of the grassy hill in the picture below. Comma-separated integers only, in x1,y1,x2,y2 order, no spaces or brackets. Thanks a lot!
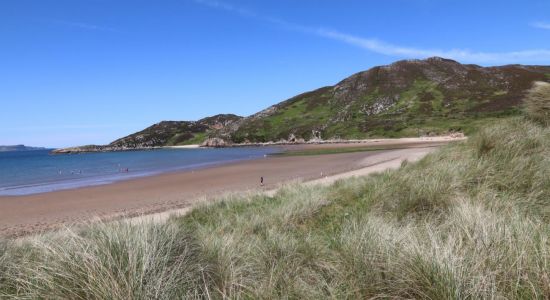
54,57,550,152
2,82,550,297
231,57,550,142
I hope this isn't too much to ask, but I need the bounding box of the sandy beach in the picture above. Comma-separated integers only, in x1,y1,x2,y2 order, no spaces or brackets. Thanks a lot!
0,138,462,237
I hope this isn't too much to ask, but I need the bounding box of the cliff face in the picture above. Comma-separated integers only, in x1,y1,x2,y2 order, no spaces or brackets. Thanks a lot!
229,57,550,142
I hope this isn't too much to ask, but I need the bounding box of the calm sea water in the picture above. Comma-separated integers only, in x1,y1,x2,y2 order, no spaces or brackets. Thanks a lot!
0,147,278,196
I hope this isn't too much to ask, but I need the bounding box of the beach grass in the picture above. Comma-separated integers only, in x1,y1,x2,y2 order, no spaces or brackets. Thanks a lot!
2,111,550,298
524,81,550,126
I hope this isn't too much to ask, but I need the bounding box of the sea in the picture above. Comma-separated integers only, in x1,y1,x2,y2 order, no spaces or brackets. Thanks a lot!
0,147,278,196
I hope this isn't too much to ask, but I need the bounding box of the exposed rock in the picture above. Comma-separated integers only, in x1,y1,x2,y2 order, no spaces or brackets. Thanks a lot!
288,134,297,143
200,138,228,148
309,130,323,142
449,132,465,138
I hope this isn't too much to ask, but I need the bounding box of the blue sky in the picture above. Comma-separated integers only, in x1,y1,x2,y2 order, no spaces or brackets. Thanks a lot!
1,0,549,147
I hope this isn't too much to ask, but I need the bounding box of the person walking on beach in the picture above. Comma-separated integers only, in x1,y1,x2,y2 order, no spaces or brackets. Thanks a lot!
260,176,264,186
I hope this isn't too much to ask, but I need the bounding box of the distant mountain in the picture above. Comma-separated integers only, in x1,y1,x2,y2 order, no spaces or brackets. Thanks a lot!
229,57,550,142
0,145,46,152
54,57,550,153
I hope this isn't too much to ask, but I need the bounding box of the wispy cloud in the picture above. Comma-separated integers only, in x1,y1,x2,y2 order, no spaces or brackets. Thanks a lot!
531,21,550,30
315,29,550,64
50,20,121,33
193,0,257,17
192,0,550,64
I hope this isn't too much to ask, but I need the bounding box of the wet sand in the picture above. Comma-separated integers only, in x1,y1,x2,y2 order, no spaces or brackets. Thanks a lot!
0,139,461,237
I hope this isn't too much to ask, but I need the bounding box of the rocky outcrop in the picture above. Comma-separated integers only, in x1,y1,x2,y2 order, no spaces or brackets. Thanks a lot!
200,138,228,148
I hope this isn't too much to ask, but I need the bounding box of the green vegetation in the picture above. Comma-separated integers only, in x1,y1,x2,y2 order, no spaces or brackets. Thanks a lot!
274,145,419,156
178,132,208,145
2,116,550,298
371,113,520,138
234,88,522,143
391,80,445,114
232,59,550,143
231,91,335,143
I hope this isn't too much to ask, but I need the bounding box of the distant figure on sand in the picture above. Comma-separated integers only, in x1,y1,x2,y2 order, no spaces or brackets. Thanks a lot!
260,176,264,186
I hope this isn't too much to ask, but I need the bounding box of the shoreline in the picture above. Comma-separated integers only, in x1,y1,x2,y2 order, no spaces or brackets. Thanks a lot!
2,137,462,197
51,135,465,154
129,145,437,225
164,144,201,149
0,154,273,197
0,139,462,237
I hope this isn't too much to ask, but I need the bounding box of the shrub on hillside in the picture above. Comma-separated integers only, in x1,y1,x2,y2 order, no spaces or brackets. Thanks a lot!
524,81,550,126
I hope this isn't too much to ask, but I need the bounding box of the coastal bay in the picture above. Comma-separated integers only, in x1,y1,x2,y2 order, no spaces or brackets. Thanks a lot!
0,139,454,236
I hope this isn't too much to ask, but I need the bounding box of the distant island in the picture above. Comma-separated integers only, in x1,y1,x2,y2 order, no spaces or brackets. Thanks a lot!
0,145,47,152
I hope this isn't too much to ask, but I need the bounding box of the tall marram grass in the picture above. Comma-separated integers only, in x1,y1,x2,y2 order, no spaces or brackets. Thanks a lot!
525,81,550,126
0,222,211,299
2,117,550,299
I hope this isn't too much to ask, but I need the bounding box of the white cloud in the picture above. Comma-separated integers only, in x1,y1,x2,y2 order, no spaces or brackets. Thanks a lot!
315,28,550,64
531,21,550,30
192,0,550,64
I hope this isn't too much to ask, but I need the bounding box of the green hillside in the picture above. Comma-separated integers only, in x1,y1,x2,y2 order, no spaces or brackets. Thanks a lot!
230,57,550,142
53,57,550,152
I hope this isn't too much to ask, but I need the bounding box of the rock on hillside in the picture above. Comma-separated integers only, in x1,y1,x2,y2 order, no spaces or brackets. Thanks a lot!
229,57,550,142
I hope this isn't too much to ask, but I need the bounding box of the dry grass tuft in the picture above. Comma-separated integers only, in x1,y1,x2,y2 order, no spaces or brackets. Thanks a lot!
525,81,550,126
